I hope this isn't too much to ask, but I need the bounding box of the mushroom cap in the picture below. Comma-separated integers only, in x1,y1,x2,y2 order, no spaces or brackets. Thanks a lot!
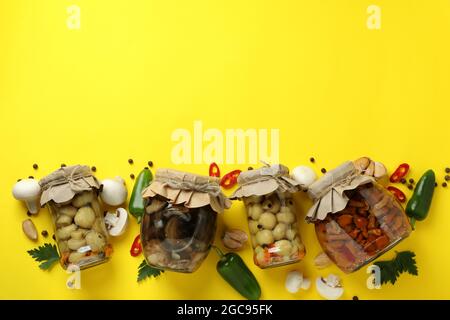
315,276,344,300
105,208,129,236
292,166,317,187
285,270,304,293
12,179,41,200
100,178,127,206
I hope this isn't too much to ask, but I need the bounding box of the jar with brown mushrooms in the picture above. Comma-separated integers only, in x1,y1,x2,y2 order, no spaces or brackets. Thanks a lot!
140,169,230,273
39,165,112,270
231,164,306,269
306,161,411,273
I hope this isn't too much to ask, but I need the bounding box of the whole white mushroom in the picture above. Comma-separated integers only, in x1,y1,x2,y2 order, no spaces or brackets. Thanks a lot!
291,166,317,187
316,274,344,300
285,270,311,293
12,179,42,214
100,177,127,206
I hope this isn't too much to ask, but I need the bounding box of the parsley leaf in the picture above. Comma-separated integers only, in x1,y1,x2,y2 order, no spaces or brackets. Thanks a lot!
137,259,164,282
27,243,60,270
374,250,418,285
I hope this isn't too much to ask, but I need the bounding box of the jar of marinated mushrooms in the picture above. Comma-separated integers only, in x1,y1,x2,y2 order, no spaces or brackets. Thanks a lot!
141,169,231,273
230,164,306,268
39,165,112,269
306,161,412,273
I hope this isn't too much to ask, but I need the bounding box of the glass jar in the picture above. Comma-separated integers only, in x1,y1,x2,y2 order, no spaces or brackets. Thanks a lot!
307,161,411,273
141,168,230,273
40,165,112,270
141,199,217,272
231,164,306,269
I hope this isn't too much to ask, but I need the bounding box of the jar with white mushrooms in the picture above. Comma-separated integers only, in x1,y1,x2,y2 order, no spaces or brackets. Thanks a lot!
39,165,112,270
140,169,231,273
231,164,306,268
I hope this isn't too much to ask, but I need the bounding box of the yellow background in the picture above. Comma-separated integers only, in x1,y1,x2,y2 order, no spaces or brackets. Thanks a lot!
1,0,449,300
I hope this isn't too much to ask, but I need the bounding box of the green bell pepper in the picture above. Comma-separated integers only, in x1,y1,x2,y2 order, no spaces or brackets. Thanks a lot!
213,246,261,300
406,169,435,228
129,167,153,223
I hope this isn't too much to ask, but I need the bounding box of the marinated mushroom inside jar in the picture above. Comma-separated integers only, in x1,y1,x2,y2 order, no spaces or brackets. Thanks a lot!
141,201,217,273
315,182,411,273
245,191,305,268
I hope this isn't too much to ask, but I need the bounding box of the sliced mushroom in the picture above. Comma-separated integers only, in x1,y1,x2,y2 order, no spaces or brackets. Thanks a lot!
104,207,129,236
316,274,344,300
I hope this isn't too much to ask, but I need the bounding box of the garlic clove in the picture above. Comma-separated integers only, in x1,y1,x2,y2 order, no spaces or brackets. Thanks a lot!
314,251,333,269
22,219,38,241
291,166,317,187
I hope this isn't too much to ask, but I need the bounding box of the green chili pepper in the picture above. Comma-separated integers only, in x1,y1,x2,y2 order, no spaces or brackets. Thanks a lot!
406,169,435,229
213,246,261,300
129,167,153,223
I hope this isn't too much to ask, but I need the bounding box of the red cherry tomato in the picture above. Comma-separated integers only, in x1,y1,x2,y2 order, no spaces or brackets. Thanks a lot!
390,163,410,183
130,234,142,257
387,186,407,203
220,170,241,189
209,162,221,177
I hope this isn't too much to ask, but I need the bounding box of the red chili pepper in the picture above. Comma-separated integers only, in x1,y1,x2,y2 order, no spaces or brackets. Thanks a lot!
387,186,407,203
390,163,410,183
209,162,221,177
130,234,142,257
220,170,241,189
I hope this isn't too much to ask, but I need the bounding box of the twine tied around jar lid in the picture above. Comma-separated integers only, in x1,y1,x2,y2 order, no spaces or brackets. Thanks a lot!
305,161,374,223
142,168,231,214
230,162,301,200
39,165,100,206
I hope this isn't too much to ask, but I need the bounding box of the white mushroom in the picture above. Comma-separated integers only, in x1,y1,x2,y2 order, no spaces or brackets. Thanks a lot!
104,207,129,236
12,179,41,214
291,166,317,188
285,271,311,293
100,177,128,207
316,274,344,300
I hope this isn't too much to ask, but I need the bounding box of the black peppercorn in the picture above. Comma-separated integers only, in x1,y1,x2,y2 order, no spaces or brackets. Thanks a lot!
17,178,22,182
400,178,407,184
352,296,359,301
61,163,66,168
33,164,38,170
445,175,450,182
443,182,448,188
147,161,154,167
446,168,450,174
128,159,134,164
409,178,415,184
41,230,48,237
321,168,327,174
27,211,32,217
52,234,56,240
130,174,135,179
435,182,438,187
248,166,253,170
28,176,34,179
310,157,315,163
91,166,97,172
407,184,414,190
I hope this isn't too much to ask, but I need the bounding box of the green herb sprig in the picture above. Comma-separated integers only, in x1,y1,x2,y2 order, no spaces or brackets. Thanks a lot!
137,260,164,282
27,243,60,270
373,251,418,285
